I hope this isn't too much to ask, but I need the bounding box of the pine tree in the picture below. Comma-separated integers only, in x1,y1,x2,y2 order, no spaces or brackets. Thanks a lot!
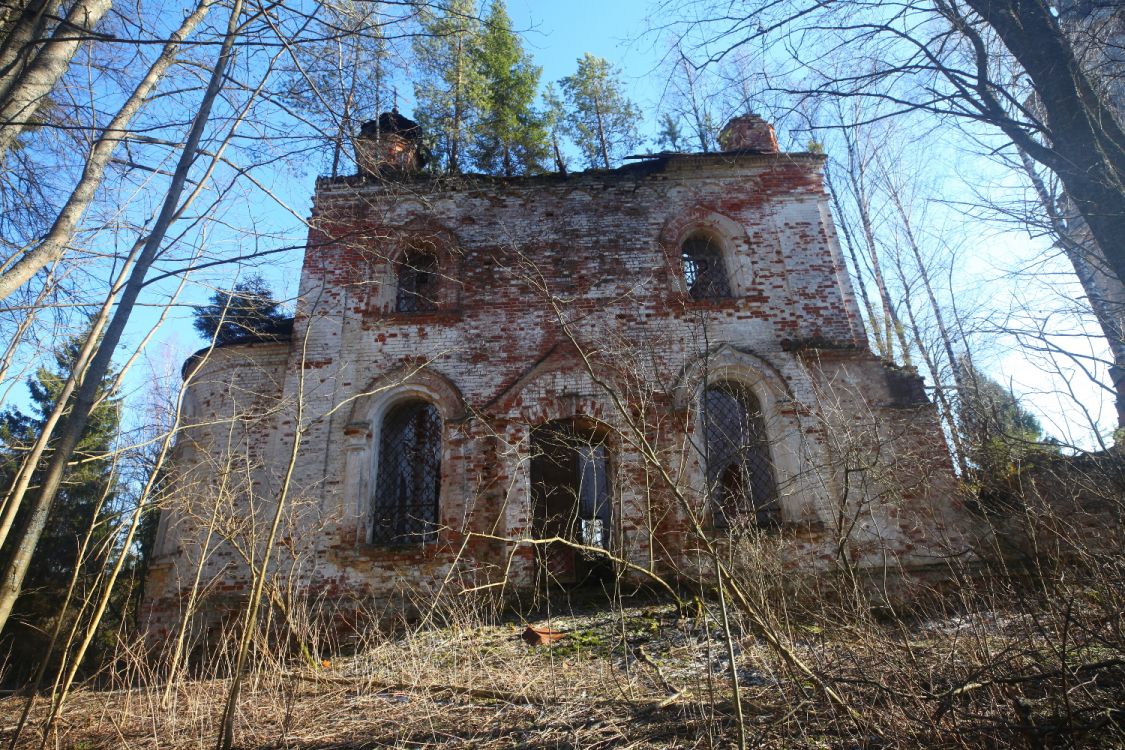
468,0,547,175
957,357,1046,455
192,275,289,345
542,83,569,173
559,54,641,169
657,113,685,152
412,0,483,174
0,325,121,682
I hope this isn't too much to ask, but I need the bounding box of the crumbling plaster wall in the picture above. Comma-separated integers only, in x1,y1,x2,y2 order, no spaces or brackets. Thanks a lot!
144,342,291,635
143,152,971,634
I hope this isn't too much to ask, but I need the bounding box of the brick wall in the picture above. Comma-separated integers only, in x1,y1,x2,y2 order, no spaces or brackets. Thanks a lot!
142,149,973,636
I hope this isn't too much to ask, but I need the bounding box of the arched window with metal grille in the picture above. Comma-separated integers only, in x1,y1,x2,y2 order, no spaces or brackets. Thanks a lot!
396,250,439,312
702,382,779,528
681,232,732,299
370,400,442,544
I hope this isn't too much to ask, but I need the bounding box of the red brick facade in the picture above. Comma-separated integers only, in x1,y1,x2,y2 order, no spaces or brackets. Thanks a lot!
142,133,973,637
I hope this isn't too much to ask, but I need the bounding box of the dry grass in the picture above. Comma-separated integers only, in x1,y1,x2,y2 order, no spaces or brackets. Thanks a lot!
3,573,1123,750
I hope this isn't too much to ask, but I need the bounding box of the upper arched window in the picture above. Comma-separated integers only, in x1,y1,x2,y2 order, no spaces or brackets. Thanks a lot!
681,233,731,299
370,400,442,544
703,383,779,528
396,251,439,312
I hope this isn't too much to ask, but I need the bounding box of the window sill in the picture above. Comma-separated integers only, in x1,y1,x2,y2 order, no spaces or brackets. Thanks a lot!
377,309,463,323
673,294,743,309
355,538,440,559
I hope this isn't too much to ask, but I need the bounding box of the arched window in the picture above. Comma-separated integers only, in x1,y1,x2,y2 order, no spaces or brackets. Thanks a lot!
681,232,731,299
370,400,441,544
703,383,779,528
396,251,439,312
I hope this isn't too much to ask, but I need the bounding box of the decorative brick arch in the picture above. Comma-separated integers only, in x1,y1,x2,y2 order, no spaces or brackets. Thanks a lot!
340,365,467,545
494,352,624,477
366,219,462,314
486,341,620,424
672,345,825,524
485,351,645,568
346,363,466,427
671,344,793,409
659,207,758,297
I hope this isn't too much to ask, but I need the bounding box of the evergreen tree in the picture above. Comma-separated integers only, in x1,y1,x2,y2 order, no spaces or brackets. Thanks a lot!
957,357,1045,453
412,0,483,174
0,325,121,683
657,113,686,152
559,54,641,169
542,83,570,173
192,275,288,345
468,0,547,175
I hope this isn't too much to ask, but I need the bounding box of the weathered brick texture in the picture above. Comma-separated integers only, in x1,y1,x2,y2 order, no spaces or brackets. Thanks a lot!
142,140,973,637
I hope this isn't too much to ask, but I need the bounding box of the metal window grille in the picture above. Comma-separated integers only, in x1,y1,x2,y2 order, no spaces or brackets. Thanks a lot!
396,251,439,312
370,401,441,544
681,234,732,299
703,384,780,529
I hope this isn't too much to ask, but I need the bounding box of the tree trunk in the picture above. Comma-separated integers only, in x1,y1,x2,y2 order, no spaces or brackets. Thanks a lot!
0,0,211,548
878,152,967,394
552,135,565,173
825,161,888,357
0,0,213,302
450,34,464,173
36,361,183,743
962,0,1125,292
0,0,113,158
1015,144,1125,427
0,0,55,99
843,130,912,364
5,451,119,750
680,56,711,153
0,0,243,635
594,96,609,169
0,283,116,552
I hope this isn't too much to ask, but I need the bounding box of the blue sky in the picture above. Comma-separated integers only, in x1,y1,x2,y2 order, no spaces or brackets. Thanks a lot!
509,0,663,93
72,0,1113,449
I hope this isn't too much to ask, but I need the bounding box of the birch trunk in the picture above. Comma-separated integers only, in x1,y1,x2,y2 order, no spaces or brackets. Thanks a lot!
0,0,113,158
1016,145,1125,428
0,0,243,635
843,130,912,364
0,0,55,100
824,161,888,357
0,0,212,302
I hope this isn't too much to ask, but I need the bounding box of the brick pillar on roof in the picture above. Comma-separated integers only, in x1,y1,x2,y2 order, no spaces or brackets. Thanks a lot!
718,114,780,153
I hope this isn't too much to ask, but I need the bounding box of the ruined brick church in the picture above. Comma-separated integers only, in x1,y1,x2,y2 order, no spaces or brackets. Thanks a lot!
142,112,971,632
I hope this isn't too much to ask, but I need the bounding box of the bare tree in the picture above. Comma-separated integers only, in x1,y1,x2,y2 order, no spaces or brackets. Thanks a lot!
0,0,246,633
661,0,1125,425
0,0,214,302
665,0,1125,282
0,0,113,158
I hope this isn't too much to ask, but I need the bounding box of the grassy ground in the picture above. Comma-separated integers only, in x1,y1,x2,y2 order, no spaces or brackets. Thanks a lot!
2,587,1123,749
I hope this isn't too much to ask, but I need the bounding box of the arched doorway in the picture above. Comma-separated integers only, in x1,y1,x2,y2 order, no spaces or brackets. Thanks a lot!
529,419,612,586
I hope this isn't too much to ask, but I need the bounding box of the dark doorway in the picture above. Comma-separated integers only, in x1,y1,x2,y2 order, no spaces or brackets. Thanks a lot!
530,420,612,586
